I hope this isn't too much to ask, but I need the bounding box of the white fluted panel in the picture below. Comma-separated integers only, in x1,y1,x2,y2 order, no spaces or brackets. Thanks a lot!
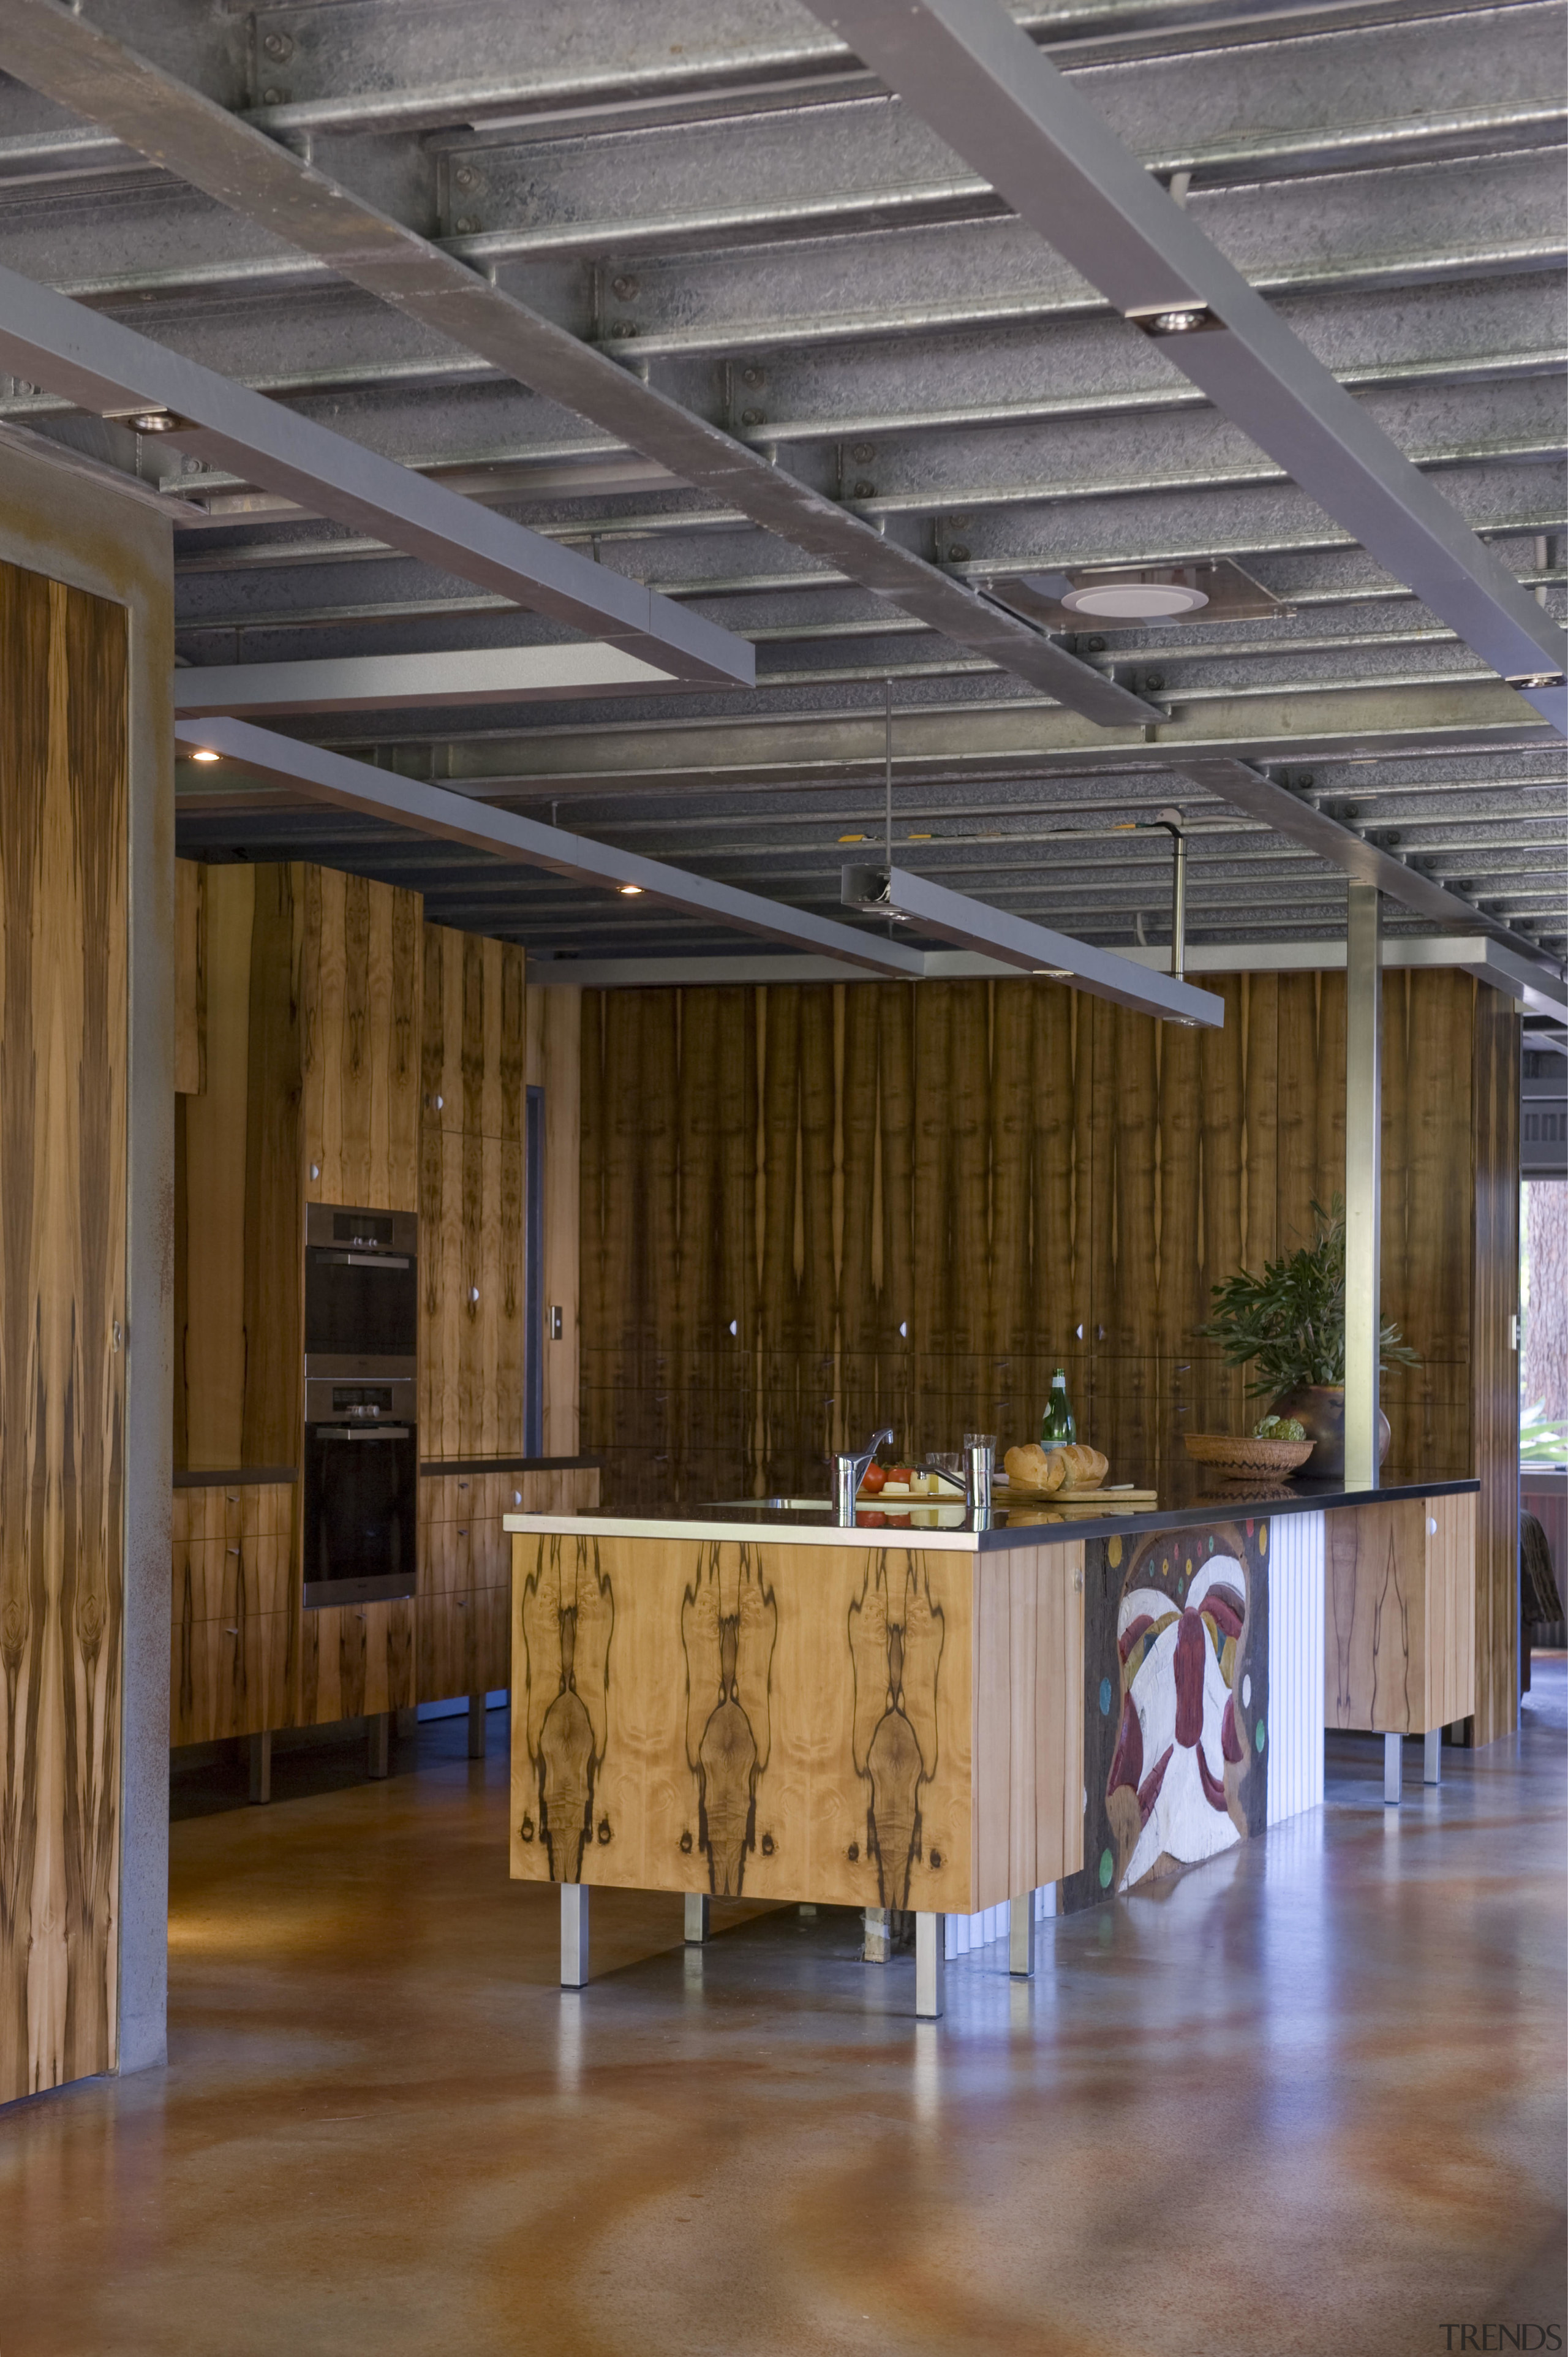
943,1898,1023,1957
1265,1511,1326,1825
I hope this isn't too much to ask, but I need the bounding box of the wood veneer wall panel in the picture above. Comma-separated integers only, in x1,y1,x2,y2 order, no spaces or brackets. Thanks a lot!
173,857,206,1097
1471,986,1520,1746
580,969,1515,1729
0,562,127,2104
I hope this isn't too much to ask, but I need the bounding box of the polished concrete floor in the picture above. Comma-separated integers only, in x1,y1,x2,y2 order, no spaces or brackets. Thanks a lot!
4,1674,1564,2357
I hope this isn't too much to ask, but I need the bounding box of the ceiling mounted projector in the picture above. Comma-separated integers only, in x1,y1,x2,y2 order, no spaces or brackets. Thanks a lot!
1060,580,1210,618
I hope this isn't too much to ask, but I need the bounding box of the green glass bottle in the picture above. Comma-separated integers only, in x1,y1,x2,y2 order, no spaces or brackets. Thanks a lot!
1040,1367,1077,1447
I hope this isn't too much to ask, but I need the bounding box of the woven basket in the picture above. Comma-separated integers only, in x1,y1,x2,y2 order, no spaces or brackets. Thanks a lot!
1182,1431,1314,1479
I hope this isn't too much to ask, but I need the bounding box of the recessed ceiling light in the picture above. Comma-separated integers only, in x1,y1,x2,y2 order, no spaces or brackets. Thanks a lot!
188,748,221,763
1061,582,1210,619
617,882,644,896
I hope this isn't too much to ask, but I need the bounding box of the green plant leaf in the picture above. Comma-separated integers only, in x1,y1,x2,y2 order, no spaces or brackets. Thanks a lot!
1193,1195,1421,1394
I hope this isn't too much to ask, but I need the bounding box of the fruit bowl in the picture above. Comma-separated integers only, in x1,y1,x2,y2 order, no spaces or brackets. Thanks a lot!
1182,1431,1315,1480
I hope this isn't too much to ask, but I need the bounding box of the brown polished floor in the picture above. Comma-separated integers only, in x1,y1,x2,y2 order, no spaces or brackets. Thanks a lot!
4,1675,1565,2357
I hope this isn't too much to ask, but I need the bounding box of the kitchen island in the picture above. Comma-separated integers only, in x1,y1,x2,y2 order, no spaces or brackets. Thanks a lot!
504,1474,1477,2013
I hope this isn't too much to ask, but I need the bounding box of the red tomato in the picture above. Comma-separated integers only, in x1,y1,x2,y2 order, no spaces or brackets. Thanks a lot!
890,1467,914,1485
860,1463,887,1494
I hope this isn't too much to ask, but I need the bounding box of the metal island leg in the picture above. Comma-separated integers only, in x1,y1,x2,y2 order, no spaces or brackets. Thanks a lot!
1423,1727,1442,1785
684,1893,710,1945
914,1912,945,2019
1009,1892,1036,1979
1384,1731,1403,1804
561,1884,590,1988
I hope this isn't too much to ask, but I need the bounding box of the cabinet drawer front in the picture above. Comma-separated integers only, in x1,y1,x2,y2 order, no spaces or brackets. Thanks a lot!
420,1518,474,1597
173,1532,293,1624
417,1591,479,1703
171,1611,288,1746
298,1598,415,1725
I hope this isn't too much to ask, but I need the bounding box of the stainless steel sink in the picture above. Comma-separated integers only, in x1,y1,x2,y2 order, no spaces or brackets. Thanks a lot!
695,1497,832,1511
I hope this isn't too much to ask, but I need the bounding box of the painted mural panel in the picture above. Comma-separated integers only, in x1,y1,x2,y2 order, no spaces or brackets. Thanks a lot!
1062,1519,1270,1912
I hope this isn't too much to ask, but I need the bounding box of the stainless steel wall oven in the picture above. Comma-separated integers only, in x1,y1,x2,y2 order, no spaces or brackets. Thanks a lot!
303,1203,417,1609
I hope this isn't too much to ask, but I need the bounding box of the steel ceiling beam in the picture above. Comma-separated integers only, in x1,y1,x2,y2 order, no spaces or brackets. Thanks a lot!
842,863,1226,1023
172,716,926,976
0,0,1159,732
529,938,1568,1020
173,646,686,716
0,265,752,689
799,0,1567,737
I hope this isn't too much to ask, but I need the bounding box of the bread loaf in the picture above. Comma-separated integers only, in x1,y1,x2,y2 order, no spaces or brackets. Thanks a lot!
1004,1441,1109,1492
1003,1442,1067,1493
1052,1443,1109,1487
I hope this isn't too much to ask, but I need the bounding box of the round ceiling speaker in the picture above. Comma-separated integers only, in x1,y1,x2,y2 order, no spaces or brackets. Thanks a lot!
1060,581,1210,618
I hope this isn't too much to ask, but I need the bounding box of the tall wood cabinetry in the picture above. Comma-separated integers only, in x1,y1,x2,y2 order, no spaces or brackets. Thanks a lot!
173,874,591,1750
175,859,424,1739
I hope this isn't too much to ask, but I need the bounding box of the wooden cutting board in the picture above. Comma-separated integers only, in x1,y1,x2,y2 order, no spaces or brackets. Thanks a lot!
1004,1481,1159,1505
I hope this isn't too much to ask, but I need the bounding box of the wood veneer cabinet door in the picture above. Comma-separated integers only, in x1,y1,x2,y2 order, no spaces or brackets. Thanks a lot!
169,1484,300,1742
298,1599,415,1724
170,1610,289,1747
1324,1495,1476,1735
301,865,422,1215
0,562,127,2104
420,925,526,1459
508,1533,1082,1911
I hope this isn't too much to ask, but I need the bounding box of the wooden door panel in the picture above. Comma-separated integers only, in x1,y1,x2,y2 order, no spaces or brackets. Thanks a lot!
417,1591,478,1702
171,1610,288,1746
301,865,422,1215
298,1599,415,1723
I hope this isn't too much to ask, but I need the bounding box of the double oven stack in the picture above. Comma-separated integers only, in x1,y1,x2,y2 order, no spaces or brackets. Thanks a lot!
303,1205,418,1610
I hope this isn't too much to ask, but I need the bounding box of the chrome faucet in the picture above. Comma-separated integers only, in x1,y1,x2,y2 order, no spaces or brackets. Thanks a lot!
834,1427,895,1526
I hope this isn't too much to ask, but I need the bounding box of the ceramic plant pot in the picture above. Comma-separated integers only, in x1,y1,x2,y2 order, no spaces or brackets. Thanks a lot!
1268,1383,1391,1480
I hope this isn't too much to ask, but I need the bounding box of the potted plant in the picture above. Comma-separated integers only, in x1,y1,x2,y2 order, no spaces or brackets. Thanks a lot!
1194,1197,1420,1477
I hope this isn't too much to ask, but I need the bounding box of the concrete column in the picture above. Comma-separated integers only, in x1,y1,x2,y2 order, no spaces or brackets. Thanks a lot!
1344,882,1383,1490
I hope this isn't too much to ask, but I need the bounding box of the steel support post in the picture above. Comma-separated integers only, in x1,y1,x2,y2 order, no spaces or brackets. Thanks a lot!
914,1913,946,2018
247,1728,271,1806
1423,1728,1443,1785
1009,1894,1037,1979
467,1692,486,1758
561,1885,591,1988
366,1711,390,1779
1344,883,1383,1490
684,1893,710,1945
1384,1731,1403,1804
